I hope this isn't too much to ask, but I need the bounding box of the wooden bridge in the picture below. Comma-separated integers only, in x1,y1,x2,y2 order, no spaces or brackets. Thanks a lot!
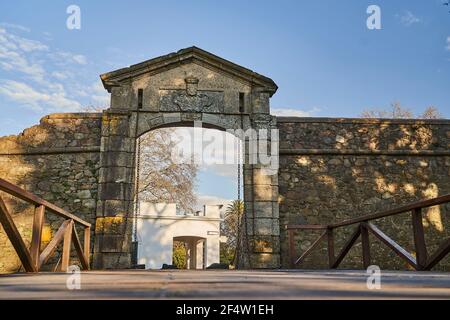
1,178,450,299
0,269,449,299
0,178,90,273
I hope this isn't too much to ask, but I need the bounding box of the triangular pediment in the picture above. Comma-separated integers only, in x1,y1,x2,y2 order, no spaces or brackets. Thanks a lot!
100,46,278,95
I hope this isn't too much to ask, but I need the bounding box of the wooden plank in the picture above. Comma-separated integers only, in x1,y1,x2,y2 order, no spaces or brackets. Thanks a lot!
30,205,45,270
0,196,36,272
39,220,70,268
327,228,335,268
331,226,361,269
52,257,61,272
412,208,428,270
84,226,91,269
72,224,89,270
360,224,371,269
330,194,450,228
424,238,450,271
0,178,90,227
294,231,327,265
288,229,296,268
61,220,74,272
366,222,418,270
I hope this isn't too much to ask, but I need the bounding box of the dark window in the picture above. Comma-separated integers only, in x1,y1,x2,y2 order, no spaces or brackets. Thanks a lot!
137,89,143,109
239,92,245,113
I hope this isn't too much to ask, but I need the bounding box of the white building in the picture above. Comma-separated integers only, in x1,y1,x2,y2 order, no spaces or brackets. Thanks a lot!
136,202,224,269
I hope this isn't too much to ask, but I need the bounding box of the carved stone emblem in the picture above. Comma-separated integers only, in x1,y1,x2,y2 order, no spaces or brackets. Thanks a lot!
159,76,224,113
185,76,199,96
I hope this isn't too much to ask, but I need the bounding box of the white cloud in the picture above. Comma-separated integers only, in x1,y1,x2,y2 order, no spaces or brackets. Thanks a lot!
398,11,421,27
271,107,319,117
196,194,233,214
0,24,93,113
0,80,81,112
0,80,49,111
0,27,48,52
90,81,110,106
72,54,87,65
0,51,45,80
11,36,48,52
0,28,47,81
51,71,69,80
446,37,450,51
0,23,30,33
48,51,87,65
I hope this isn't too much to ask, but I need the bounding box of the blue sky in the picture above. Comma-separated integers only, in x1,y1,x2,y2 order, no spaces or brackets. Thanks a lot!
1,0,450,205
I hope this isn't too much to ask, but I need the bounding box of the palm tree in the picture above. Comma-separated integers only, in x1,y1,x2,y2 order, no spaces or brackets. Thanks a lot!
221,200,244,267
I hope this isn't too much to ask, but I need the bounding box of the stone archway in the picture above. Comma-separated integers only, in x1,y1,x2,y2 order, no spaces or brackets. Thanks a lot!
93,47,280,269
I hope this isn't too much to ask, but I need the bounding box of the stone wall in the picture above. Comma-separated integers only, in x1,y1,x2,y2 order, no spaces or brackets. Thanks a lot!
1,112,450,273
0,113,102,273
277,117,450,270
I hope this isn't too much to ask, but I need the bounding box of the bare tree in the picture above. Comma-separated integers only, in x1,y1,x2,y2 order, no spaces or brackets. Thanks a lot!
137,128,198,214
361,102,443,119
83,106,199,214
420,106,442,119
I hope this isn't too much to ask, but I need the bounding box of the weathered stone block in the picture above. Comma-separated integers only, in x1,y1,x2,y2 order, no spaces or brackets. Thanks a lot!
95,217,126,235
253,185,278,201
98,182,132,201
253,201,276,218
99,167,133,183
102,136,134,153
103,199,130,216
93,252,131,269
102,115,129,136
249,253,280,269
94,234,125,253
101,151,133,168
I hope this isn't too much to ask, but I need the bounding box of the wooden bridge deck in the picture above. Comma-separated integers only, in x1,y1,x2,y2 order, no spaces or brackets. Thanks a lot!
0,269,449,299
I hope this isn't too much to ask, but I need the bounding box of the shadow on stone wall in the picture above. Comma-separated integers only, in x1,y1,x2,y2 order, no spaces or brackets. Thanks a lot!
0,113,102,273
278,118,450,271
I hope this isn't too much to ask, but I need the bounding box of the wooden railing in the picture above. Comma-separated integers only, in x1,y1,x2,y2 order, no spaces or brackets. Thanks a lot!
0,178,90,272
287,194,450,271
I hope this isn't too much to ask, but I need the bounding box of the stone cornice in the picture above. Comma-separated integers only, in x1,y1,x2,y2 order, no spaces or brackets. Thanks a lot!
100,46,278,95
276,116,450,125
0,146,101,156
41,113,102,121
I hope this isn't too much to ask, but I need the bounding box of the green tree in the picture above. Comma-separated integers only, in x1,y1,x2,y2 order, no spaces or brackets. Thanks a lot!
220,200,244,267
172,241,187,269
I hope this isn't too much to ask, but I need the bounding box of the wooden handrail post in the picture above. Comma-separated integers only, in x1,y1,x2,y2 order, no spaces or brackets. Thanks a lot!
288,229,296,268
0,196,36,272
30,205,45,271
424,238,450,271
331,226,361,269
360,223,371,269
327,228,335,268
84,226,91,268
61,219,74,272
285,193,450,272
0,179,92,273
412,208,428,270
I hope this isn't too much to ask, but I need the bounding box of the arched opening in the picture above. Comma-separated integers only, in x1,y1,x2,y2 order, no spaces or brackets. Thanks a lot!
173,236,206,269
133,124,244,270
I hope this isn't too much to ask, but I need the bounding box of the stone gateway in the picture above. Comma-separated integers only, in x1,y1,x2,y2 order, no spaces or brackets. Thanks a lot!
0,47,449,273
